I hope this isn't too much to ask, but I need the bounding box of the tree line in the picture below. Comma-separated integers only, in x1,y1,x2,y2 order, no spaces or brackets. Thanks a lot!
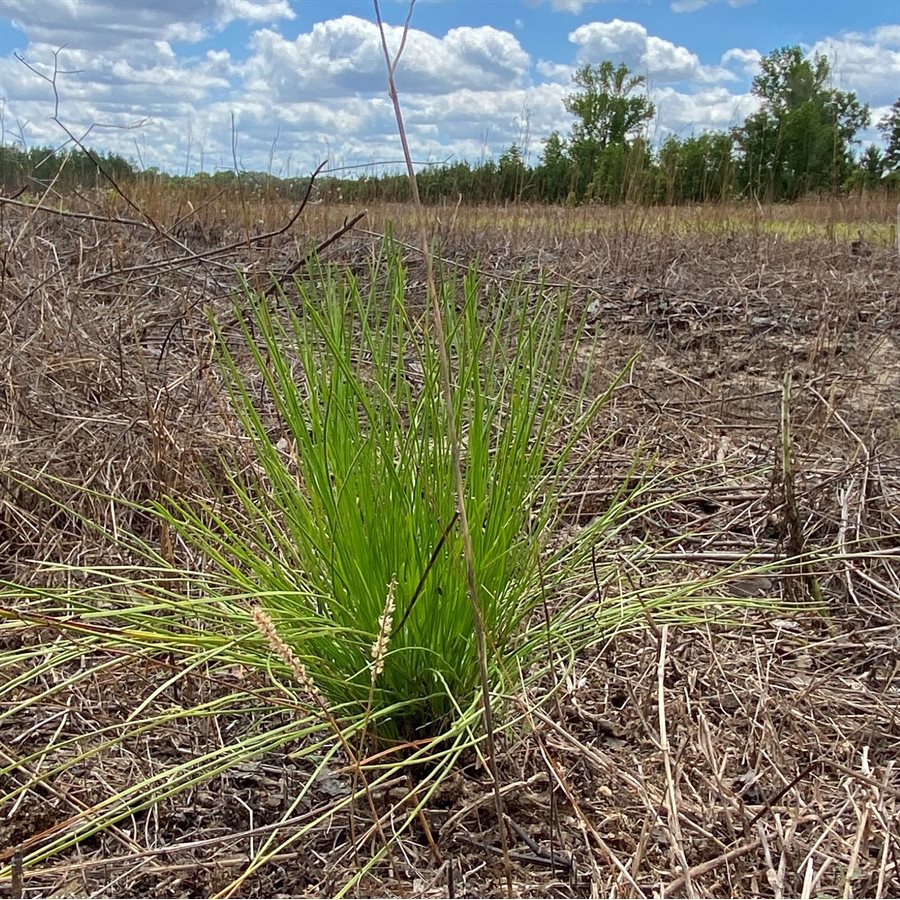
350,47,897,205
2,45,898,206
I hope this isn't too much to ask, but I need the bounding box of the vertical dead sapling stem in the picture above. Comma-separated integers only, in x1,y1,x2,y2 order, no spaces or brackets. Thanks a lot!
371,1,513,892
780,372,823,605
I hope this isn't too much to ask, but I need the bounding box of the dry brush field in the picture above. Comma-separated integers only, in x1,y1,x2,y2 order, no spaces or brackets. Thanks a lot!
1,190,899,898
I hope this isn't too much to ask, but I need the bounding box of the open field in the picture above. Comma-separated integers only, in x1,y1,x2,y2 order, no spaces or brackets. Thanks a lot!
1,191,899,898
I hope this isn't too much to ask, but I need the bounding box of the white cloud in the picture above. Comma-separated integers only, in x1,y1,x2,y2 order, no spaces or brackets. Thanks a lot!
3,0,293,49
243,16,531,101
1,41,234,110
0,10,539,175
672,0,756,12
544,0,615,12
569,19,715,83
671,0,710,11
842,26,900,47
550,0,586,11
645,35,703,81
871,25,900,46
650,85,760,136
809,34,900,106
536,59,575,83
721,47,761,78
215,0,295,25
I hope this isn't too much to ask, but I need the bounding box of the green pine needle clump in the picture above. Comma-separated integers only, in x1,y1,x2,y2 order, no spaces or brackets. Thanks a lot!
167,250,617,742
1,244,796,890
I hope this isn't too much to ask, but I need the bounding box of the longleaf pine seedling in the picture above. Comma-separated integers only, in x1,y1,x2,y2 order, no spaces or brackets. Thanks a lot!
0,244,799,892
169,246,621,744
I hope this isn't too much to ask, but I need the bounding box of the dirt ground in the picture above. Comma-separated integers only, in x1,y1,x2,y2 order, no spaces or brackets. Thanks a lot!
1,196,899,898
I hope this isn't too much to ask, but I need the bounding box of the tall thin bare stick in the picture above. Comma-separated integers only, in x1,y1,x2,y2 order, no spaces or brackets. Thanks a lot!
371,1,512,892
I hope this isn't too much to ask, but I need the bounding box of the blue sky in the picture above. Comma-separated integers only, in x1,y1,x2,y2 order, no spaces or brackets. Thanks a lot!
1,1,897,176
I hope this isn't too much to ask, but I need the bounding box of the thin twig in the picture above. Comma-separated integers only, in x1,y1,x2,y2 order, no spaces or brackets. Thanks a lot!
661,839,762,897
657,625,695,895
372,1,513,893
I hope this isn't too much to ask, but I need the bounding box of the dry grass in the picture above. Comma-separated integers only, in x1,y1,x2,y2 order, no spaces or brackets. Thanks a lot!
1,187,899,897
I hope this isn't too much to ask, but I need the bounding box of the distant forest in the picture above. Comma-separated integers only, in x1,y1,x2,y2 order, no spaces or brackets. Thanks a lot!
2,46,898,206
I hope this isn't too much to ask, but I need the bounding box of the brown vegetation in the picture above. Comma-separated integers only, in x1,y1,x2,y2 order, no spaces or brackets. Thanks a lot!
1,189,899,897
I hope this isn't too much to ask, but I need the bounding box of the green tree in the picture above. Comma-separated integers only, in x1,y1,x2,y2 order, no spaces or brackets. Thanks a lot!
752,46,830,113
734,46,869,200
580,137,654,205
653,132,733,204
878,99,900,171
535,131,570,203
845,144,885,191
564,61,655,200
675,132,733,202
498,143,526,201
585,143,625,202
657,134,681,203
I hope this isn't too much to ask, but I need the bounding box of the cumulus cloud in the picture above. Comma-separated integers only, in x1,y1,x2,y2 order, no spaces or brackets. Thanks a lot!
547,0,610,11
2,40,235,110
3,0,293,49
651,85,759,136
243,16,531,101
569,19,715,83
809,32,900,106
0,2,277,165
721,47,762,78
0,9,539,175
536,59,575,83
871,25,900,46
216,0,295,25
